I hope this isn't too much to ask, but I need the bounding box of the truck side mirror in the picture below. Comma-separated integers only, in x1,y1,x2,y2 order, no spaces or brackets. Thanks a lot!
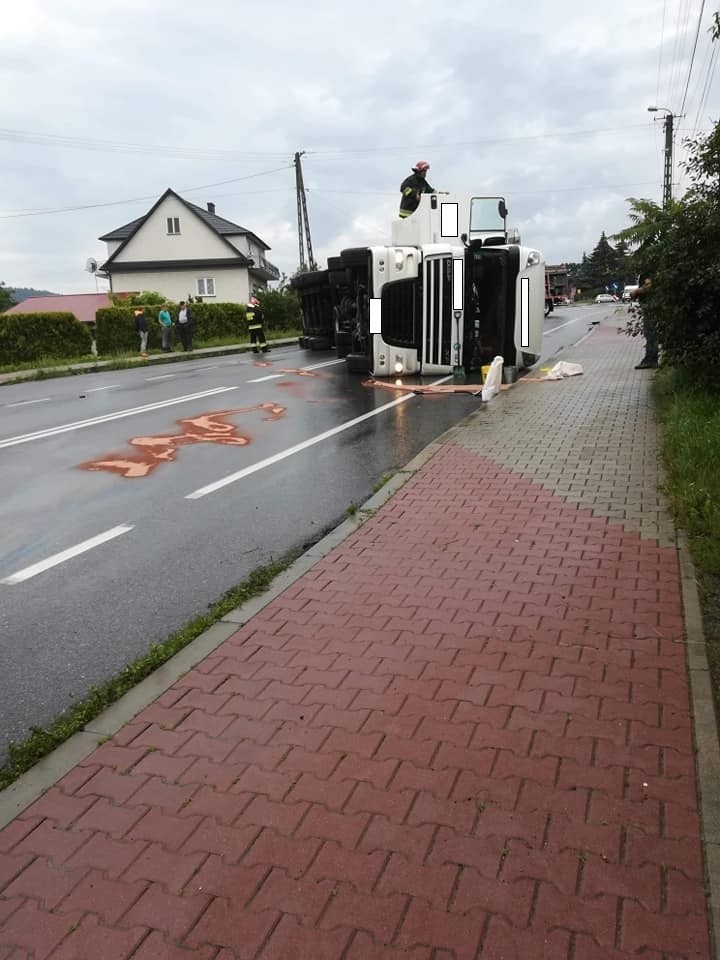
431,195,438,209
498,200,508,219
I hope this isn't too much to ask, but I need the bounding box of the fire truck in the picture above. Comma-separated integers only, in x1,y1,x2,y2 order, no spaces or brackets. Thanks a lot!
291,193,546,377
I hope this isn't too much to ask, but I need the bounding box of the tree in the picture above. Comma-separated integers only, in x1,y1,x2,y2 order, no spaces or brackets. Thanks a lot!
109,291,168,307
0,282,16,313
613,118,720,373
586,232,624,294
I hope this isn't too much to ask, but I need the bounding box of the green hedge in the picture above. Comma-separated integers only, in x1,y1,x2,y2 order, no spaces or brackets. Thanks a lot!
95,294,301,354
95,303,249,354
0,312,93,364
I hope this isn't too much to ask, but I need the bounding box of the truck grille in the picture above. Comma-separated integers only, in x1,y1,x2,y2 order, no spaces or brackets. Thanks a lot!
380,278,417,348
423,257,453,367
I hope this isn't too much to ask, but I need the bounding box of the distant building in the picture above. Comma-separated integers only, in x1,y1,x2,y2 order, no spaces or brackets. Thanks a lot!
5,292,112,325
98,189,280,303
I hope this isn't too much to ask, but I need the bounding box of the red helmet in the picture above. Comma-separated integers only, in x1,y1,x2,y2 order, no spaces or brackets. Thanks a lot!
413,160,430,172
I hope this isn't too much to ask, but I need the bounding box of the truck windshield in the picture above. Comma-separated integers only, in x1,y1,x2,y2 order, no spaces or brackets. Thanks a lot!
470,198,506,232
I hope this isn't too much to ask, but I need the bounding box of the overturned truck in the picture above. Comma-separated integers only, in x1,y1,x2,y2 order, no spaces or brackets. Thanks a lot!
291,194,546,377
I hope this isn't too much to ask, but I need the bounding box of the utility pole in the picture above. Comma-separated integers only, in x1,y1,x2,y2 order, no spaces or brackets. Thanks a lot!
647,106,678,209
294,151,316,271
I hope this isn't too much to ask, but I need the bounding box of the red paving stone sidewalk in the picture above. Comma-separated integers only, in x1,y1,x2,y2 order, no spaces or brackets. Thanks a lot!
0,319,714,959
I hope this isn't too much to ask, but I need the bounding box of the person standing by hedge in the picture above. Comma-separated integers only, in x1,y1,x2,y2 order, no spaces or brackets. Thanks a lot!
158,304,173,352
134,308,149,357
246,295,269,353
177,301,194,352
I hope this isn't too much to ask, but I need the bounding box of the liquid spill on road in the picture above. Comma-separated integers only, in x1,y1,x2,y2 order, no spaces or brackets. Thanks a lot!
77,402,286,479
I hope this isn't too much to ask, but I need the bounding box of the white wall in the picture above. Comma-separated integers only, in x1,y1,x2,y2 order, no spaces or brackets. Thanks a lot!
104,239,123,257
110,268,250,303
113,195,235,262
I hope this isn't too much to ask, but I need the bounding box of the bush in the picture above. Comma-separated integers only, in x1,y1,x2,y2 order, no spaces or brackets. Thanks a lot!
0,312,93,363
257,288,301,331
95,302,249,354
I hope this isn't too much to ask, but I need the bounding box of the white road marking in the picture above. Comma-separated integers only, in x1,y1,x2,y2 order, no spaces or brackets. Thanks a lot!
247,357,344,383
186,375,453,500
86,384,120,393
6,398,50,408
1,524,134,585
195,364,219,370
543,317,581,335
146,374,175,381
302,359,345,371
0,386,237,450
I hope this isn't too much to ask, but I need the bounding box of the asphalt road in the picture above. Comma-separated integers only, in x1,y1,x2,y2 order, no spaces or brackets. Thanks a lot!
0,304,608,761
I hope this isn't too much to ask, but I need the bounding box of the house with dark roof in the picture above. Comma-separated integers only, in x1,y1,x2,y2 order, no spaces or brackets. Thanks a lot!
98,188,280,303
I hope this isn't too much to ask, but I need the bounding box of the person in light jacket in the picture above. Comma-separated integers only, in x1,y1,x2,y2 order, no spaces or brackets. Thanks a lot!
158,304,173,352
134,308,148,356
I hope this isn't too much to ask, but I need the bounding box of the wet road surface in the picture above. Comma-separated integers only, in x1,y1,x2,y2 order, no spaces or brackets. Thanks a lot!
0,305,604,760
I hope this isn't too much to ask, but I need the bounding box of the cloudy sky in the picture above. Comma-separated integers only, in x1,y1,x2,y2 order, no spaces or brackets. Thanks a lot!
2,0,718,293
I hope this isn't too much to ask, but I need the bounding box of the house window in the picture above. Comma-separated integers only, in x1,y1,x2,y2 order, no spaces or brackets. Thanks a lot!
197,277,216,297
167,217,181,235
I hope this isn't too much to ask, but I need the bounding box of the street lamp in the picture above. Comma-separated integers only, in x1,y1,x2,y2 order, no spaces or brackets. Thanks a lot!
647,105,675,208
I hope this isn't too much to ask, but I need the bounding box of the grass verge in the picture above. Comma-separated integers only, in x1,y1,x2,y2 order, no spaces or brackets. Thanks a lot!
0,552,297,790
0,330,303,383
653,366,720,710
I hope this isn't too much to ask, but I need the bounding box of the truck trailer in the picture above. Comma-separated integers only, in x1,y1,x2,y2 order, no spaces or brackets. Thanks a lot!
291,193,546,378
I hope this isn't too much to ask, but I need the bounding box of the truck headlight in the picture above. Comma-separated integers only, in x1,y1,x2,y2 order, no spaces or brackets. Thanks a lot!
394,359,404,374
395,250,404,270
526,251,541,267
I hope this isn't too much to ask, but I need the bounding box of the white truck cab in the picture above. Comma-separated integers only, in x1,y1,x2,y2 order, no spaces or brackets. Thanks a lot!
293,193,547,378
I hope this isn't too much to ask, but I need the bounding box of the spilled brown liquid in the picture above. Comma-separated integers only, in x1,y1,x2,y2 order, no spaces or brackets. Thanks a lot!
77,402,286,479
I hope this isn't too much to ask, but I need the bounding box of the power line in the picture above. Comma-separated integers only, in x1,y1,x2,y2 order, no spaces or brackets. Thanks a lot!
304,124,653,157
657,0,668,103
679,0,706,116
0,128,290,161
0,164,294,219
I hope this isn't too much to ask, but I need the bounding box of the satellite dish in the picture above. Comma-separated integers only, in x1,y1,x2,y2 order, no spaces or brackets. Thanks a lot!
85,257,98,274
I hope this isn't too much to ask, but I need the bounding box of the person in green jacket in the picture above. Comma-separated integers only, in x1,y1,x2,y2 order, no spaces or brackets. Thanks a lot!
158,304,173,352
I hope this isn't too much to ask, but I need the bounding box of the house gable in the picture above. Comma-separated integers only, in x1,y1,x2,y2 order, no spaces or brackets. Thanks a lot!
105,191,240,268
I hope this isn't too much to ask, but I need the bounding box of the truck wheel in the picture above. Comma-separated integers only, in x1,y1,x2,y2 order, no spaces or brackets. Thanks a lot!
293,269,330,291
345,352,370,373
308,335,333,351
335,331,352,359
327,256,345,271
328,270,348,286
544,300,553,317
340,247,370,269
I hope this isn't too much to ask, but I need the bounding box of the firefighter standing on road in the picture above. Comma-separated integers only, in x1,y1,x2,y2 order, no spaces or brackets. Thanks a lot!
246,295,269,353
399,161,435,219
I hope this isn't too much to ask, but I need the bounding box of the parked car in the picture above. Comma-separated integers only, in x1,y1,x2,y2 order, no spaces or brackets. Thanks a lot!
595,294,615,303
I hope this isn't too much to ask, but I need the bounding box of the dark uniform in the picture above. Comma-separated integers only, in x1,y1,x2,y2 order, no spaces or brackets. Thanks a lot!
399,172,435,219
247,298,269,353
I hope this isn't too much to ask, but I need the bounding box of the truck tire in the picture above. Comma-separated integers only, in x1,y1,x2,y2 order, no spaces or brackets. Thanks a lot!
335,331,352,359
327,256,345,271
308,335,333,351
328,270,348,286
345,352,370,373
293,269,330,291
340,247,370,269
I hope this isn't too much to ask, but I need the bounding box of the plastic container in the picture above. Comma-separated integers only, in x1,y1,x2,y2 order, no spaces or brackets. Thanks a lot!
481,356,504,401
502,365,519,384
